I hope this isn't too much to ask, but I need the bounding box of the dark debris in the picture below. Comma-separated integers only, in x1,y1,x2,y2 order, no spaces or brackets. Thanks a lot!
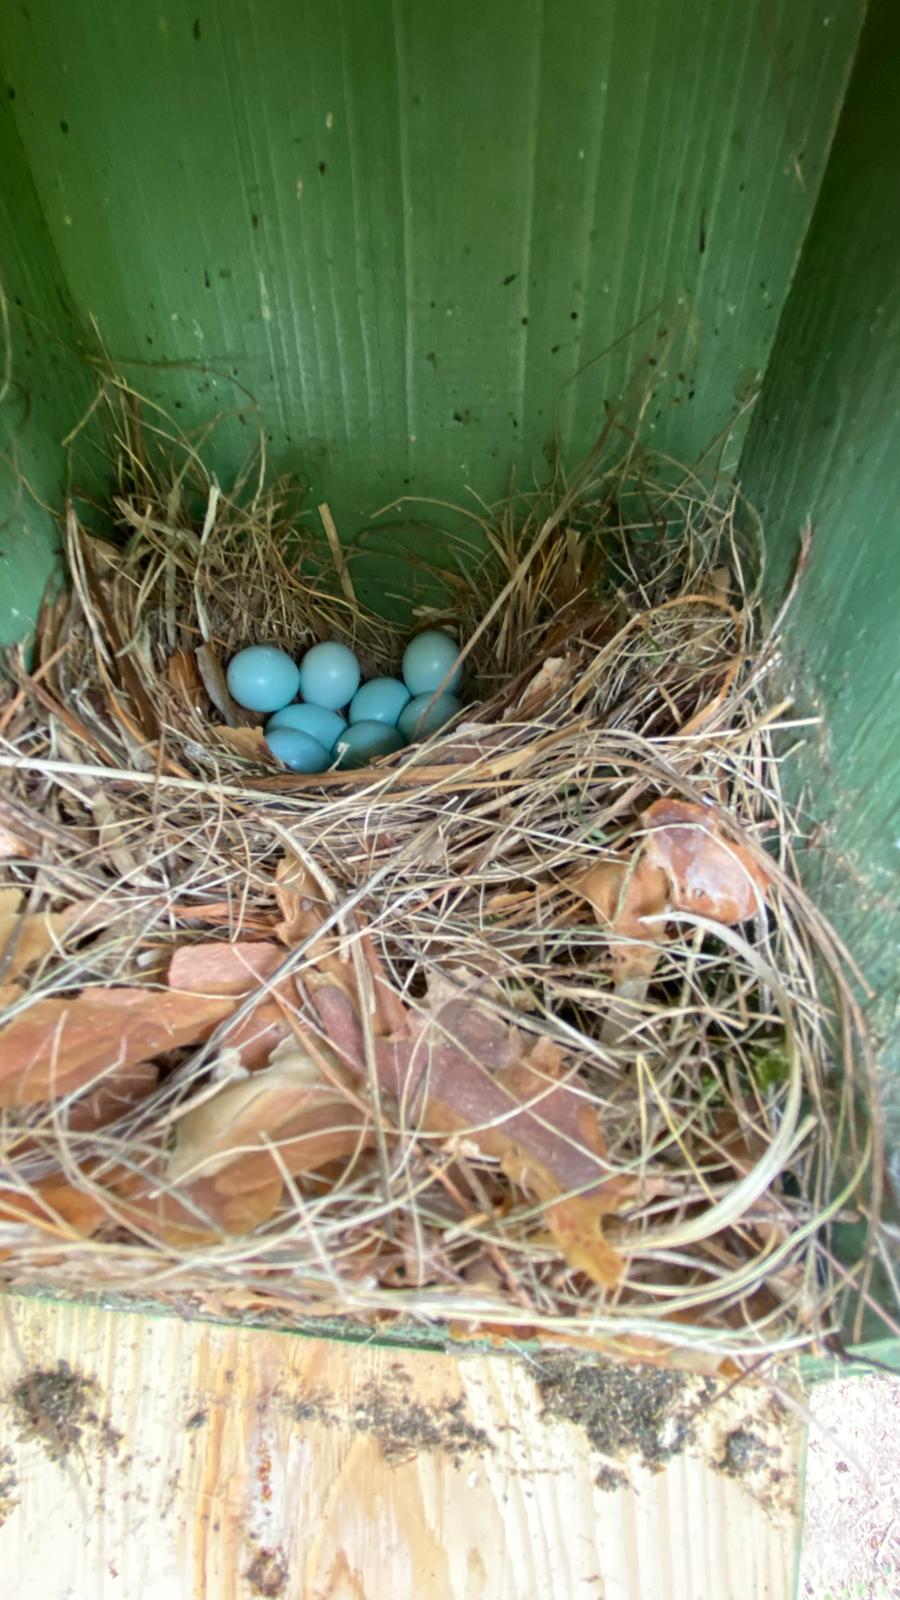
246,1547,288,1597
719,1426,770,1477
293,1369,491,1468
0,1447,18,1525
537,1355,710,1488
7,1360,120,1466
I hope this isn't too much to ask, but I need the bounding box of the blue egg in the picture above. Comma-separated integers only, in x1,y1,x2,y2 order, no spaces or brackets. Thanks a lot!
402,630,462,696
266,726,331,773
266,702,347,748
226,645,300,713
298,641,361,710
349,677,411,726
334,720,404,769
398,692,461,742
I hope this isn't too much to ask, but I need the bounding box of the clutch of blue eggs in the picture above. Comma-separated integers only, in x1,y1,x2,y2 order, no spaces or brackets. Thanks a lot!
225,630,464,773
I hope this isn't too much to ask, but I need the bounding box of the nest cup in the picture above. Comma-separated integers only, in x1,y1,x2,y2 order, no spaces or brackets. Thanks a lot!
0,378,879,1369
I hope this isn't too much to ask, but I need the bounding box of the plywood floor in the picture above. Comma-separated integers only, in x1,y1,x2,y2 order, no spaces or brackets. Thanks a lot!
0,1296,801,1600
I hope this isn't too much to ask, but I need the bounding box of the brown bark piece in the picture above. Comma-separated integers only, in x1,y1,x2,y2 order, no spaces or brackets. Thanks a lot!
312,983,626,1285
576,858,670,978
0,988,235,1108
643,798,770,924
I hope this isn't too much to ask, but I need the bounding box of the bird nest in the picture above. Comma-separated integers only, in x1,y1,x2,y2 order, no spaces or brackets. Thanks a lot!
0,381,881,1368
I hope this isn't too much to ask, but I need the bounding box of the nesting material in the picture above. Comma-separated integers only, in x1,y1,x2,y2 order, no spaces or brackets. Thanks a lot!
0,389,881,1366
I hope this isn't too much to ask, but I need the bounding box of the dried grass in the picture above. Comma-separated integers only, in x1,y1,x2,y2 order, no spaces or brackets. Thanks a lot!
0,374,884,1366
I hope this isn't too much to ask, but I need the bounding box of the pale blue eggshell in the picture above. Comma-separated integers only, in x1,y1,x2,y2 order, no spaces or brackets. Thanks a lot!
298,641,361,709
398,692,461,742
266,726,331,773
226,645,300,713
266,702,347,748
349,677,411,726
401,630,462,696
334,720,404,769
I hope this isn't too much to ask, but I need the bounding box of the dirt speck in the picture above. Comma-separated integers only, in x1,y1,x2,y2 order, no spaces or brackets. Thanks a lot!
246,1547,288,1597
257,1437,273,1502
536,1356,703,1488
186,1409,208,1431
719,1426,770,1476
293,1368,491,1468
0,1447,18,1525
161,1467,182,1518
7,1361,120,1466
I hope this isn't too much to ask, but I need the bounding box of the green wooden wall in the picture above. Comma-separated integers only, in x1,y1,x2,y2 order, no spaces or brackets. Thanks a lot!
0,0,866,635
0,87,95,637
740,0,900,1159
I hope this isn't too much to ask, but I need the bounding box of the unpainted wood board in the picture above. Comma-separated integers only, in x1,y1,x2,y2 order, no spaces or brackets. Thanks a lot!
0,1295,801,1600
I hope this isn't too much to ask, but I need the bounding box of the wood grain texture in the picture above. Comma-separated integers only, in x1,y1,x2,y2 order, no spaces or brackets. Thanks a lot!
0,1295,801,1600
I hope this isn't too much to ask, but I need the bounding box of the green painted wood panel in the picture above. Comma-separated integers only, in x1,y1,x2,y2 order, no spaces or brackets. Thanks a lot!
0,89,95,644
0,0,865,638
739,0,900,1159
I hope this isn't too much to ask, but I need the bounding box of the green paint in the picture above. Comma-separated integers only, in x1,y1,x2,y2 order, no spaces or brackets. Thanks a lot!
0,0,865,636
0,90,95,646
801,1338,900,1385
740,0,900,1160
